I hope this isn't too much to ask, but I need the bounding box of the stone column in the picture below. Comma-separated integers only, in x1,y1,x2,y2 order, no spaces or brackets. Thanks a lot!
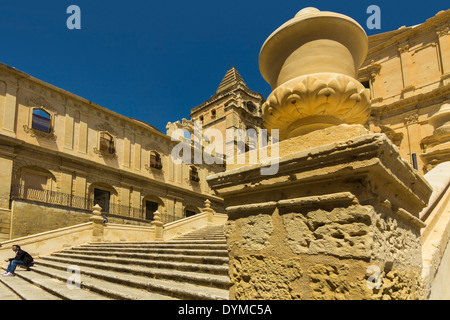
208,8,432,300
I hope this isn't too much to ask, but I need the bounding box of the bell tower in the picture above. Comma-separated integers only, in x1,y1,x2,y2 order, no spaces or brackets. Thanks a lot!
189,67,266,156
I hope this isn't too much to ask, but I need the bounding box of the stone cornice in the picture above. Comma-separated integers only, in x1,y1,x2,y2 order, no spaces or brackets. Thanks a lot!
364,9,450,61
370,84,450,119
0,133,224,203
208,133,432,217
0,62,169,141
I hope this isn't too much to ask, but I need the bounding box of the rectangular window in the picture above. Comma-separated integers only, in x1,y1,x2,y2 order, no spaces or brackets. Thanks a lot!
99,132,115,154
32,110,51,133
412,153,418,170
190,167,200,182
150,152,162,169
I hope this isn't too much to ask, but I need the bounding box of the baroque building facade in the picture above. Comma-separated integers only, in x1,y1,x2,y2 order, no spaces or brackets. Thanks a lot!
0,62,226,240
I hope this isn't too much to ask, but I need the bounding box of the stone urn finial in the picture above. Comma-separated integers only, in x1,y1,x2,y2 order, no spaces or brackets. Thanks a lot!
203,199,214,212
92,204,102,216
153,210,162,222
259,8,371,139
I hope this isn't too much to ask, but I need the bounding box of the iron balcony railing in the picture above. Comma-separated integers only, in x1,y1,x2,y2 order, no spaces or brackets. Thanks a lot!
10,184,179,224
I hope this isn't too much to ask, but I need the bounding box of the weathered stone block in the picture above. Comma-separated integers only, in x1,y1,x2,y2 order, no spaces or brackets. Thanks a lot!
230,255,303,300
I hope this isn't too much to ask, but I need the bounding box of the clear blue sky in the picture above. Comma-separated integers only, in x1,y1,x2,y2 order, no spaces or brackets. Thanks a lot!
0,0,448,133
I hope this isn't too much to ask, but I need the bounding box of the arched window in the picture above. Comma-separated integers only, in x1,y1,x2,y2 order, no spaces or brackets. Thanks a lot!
89,183,118,214
150,151,162,169
190,166,200,182
99,132,115,154
211,109,216,120
246,101,257,113
185,206,199,218
32,109,51,133
142,195,164,221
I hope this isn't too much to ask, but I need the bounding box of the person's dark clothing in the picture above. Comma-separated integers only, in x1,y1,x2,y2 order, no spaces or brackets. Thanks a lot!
9,249,34,267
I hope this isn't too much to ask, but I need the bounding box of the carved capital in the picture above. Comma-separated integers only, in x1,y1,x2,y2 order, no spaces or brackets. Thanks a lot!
93,147,118,159
404,114,419,125
398,44,410,54
436,27,449,37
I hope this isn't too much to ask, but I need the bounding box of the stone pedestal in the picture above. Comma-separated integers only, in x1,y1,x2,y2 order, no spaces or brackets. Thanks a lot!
207,127,432,299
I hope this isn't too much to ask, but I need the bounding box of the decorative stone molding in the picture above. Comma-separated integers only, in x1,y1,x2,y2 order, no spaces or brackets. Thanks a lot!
166,118,193,136
404,113,419,125
262,74,371,139
28,96,57,114
436,27,449,37
398,43,410,54
96,123,117,136
23,124,56,140
144,164,164,174
93,147,118,159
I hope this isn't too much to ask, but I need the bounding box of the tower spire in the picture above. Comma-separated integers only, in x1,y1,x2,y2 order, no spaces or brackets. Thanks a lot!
216,66,248,94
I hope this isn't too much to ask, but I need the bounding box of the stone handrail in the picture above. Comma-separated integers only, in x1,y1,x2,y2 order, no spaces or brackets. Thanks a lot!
0,222,94,266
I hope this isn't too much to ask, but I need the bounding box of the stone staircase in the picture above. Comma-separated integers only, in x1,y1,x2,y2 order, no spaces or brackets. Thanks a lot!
0,225,230,300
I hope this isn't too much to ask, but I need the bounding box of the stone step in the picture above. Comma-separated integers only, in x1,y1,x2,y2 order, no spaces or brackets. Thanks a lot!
80,242,228,250
47,252,229,275
28,265,178,300
0,276,28,300
0,271,59,300
175,228,225,238
69,246,229,258
1,224,230,300
1,268,106,300
58,249,228,265
77,240,226,247
38,255,230,285
69,246,229,257
32,260,229,300
176,235,225,240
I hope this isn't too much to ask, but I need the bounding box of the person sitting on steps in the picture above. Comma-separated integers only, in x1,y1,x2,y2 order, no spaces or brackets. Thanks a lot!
2,245,34,277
